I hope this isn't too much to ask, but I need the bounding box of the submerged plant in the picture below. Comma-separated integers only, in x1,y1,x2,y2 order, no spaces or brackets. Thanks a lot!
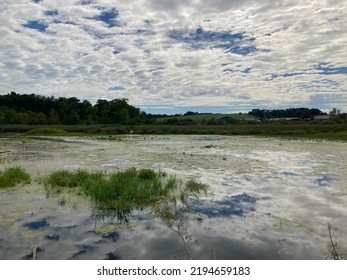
0,167,31,189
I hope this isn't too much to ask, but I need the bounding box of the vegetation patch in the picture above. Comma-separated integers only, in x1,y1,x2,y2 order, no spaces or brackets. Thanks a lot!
0,167,31,189
45,167,210,259
25,128,69,136
45,168,209,211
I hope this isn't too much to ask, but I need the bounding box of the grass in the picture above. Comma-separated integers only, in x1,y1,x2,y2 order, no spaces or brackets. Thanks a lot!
0,167,31,189
45,168,209,211
25,128,71,136
1,121,347,141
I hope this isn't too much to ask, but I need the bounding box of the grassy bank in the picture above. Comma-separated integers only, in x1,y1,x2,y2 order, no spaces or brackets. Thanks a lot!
1,121,347,141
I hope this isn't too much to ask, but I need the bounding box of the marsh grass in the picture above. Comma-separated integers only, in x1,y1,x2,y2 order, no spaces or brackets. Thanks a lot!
45,168,208,211
45,167,210,258
25,128,69,136
0,167,31,189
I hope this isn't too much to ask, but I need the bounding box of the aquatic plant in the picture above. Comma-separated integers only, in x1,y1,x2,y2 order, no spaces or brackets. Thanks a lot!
45,168,208,211
0,167,31,189
45,167,210,259
152,177,210,259
46,169,103,189
325,223,346,260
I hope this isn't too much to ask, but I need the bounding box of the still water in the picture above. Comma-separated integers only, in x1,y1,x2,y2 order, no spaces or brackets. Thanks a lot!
0,135,346,259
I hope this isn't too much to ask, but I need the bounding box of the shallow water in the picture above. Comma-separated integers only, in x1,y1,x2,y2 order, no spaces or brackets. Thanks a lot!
0,135,346,260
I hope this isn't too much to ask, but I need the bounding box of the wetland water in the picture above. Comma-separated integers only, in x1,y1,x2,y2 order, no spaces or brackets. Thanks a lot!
0,135,346,259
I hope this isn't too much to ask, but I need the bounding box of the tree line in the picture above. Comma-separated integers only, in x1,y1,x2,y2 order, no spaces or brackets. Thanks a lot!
0,92,152,125
248,108,326,119
1,92,342,126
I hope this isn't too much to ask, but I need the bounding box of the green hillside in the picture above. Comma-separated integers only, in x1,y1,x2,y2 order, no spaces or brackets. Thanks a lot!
156,113,258,124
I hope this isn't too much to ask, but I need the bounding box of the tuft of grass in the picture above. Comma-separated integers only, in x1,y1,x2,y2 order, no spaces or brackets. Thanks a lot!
46,169,103,188
26,128,69,136
45,167,210,259
0,167,31,189
45,168,208,211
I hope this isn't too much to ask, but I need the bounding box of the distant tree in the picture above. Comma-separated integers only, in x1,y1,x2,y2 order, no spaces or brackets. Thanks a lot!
0,92,150,125
120,108,129,124
248,108,325,119
184,111,198,116
49,109,60,124
330,108,341,116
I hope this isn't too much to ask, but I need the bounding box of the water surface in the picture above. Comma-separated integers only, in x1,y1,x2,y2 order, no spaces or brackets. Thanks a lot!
0,135,346,259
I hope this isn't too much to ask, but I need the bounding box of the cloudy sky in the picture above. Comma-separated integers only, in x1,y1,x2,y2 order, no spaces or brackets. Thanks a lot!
1,0,346,114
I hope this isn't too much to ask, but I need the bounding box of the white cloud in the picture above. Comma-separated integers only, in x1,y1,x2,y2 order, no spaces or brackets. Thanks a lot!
0,0,347,112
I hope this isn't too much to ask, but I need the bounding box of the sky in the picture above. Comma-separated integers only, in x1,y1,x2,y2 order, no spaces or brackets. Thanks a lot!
0,0,346,114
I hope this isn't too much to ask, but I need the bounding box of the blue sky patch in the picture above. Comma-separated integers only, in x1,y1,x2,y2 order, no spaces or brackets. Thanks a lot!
168,27,258,56
45,10,59,17
23,20,48,32
136,29,156,36
149,67,165,73
79,0,95,5
316,63,347,75
270,62,347,80
224,67,251,74
94,8,121,28
108,86,125,91
113,48,124,55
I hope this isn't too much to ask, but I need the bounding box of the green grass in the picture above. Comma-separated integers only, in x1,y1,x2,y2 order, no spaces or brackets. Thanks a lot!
25,128,70,136
2,120,347,141
45,168,209,211
0,167,31,189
